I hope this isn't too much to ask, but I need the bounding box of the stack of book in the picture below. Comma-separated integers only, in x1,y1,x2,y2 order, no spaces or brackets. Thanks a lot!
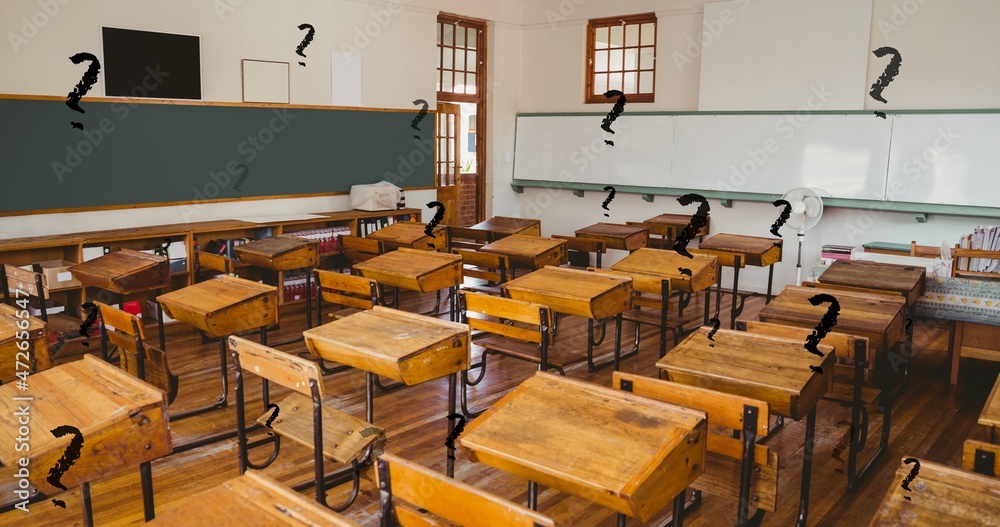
282,270,318,302
957,226,1000,272
286,226,352,254
820,244,854,262
203,238,250,260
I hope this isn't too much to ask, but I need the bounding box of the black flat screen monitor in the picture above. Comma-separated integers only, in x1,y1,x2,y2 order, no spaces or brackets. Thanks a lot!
102,27,201,100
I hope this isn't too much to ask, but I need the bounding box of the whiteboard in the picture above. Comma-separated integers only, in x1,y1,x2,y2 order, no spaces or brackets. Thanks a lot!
885,114,998,208
670,114,892,199
513,115,675,187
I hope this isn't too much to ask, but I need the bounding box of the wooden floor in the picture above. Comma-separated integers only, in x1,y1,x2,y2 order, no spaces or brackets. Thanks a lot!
5,286,997,526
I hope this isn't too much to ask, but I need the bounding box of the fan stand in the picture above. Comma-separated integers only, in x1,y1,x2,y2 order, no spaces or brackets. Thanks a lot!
796,230,805,286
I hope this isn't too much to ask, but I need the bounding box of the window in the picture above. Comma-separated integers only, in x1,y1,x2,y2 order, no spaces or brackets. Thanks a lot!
437,16,481,101
585,13,656,103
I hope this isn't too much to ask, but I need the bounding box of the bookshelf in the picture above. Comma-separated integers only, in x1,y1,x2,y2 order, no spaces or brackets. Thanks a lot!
0,208,422,319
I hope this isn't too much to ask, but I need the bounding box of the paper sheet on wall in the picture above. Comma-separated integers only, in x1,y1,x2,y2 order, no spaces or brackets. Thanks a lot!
331,51,362,107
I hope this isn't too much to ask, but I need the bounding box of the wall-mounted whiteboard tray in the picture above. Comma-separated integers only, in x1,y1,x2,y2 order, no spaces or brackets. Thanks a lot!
886,114,1000,208
670,113,892,199
513,114,675,188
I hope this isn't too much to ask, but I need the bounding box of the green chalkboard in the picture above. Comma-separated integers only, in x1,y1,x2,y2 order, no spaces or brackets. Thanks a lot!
0,96,435,215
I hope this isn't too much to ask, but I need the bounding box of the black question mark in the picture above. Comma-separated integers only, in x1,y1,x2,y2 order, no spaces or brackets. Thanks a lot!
677,267,692,277
900,457,920,500
769,199,793,237
905,318,913,336
411,99,429,139
264,403,280,428
52,499,66,508
870,47,901,119
233,164,250,192
444,413,467,460
295,23,315,66
46,425,84,491
153,238,171,257
706,317,721,347
79,302,98,338
601,186,616,217
601,90,627,146
804,293,840,373
65,52,101,129
425,201,445,248
672,194,710,259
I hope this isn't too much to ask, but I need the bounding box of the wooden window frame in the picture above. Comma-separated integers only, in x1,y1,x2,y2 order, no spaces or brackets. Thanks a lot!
437,14,484,104
585,13,657,104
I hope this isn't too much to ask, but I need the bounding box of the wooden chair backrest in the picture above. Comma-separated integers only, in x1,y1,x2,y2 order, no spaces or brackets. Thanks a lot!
910,241,942,258
195,250,233,275
120,343,178,405
551,235,605,268
2,264,43,299
96,300,146,341
315,270,379,311
447,226,491,251
453,249,509,284
737,320,863,388
963,439,1000,477
377,453,555,527
460,291,550,344
229,335,324,398
588,267,665,297
342,235,384,255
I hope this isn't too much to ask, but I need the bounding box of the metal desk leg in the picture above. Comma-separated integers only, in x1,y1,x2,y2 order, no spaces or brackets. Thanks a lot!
795,407,817,527
447,372,457,478
260,326,270,407
170,334,229,420
156,290,165,351
847,342,892,490
81,481,94,527
765,265,775,304
613,313,623,371
617,512,628,526
673,490,686,527
305,269,313,330
527,481,538,510
140,461,155,521
730,258,742,329
366,372,375,424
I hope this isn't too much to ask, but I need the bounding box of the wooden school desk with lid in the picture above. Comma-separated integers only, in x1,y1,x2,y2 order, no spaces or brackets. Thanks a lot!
479,235,567,274
469,216,541,238
611,247,719,328
0,303,50,376
0,354,171,524
869,458,1000,527
657,327,832,527
365,221,447,250
353,248,462,320
156,275,277,424
302,306,470,476
575,222,649,252
69,248,172,349
697,233,783,325
644,213,710,239
458,372,706,527
502,266,632,371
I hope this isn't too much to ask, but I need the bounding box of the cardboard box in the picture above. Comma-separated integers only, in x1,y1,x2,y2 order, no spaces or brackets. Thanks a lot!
35,259,82,291
27,299,66,316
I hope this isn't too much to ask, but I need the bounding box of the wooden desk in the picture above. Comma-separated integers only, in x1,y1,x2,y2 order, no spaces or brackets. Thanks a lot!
575,223,649,252
979,377,1000,443
235,235,319,343
658,327,832,527
0,355,171,522
758,285,905,493
469,216,541,237
354,248,462,320
157,276,277,421
146,470,361,526
479,235,567,272
503,266,631,371
869,458,1000,526
366,221,446,250
459,371,706,524
611,248,718,332
70,249,171,349
0,303,50,376
303,306,469,476
645,213,710,238
698,233,784,327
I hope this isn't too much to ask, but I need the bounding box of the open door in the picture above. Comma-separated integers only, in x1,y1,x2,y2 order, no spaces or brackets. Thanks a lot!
435,102,461,226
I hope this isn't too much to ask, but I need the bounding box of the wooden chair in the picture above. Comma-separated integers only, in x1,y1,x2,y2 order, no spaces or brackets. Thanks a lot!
552,234,605,269
949,246,1000,384
627,221,675,250
447,225,491,252
341,235,385,269
688,248,747,330
452,248,510,296
230,335,385,511
96,301,179,406
590,268,673,358
0,263,92,361
613,372,776,526
963,439,1000,477
736,320,883,491
376,453,555,527
194,250,235,282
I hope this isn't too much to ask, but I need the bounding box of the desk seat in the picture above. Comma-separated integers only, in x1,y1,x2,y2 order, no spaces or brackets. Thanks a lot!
262,392,384,465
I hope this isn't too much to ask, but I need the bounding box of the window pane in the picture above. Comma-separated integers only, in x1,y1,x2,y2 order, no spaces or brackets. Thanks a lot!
609,49,623,72
455,72,466,93
467,28,478,49
639,71,653,93
466,73,476,94
442,24,454,47
442,71,453,92
625,24,639,47
624,71,637,93
640,23,655,46
455,49,466,71
443,49,453,69
640,48,654,70
594,74,608,95
595,27,609,49
624,48,638,70
437,23,443,46
595,50,608,72
608,72,623,91
437,49,442,69
456,25,466,48
609,25,623,48
467,50,477,71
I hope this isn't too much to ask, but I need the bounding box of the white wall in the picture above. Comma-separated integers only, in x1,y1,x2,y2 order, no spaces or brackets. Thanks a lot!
500,0,1000,293
0,0,521,237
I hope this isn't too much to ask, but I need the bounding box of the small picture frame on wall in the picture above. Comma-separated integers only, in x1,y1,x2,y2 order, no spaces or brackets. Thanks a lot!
241,59,290,103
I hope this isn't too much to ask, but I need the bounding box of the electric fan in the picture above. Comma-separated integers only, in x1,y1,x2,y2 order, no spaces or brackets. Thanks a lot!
778,187,824,285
